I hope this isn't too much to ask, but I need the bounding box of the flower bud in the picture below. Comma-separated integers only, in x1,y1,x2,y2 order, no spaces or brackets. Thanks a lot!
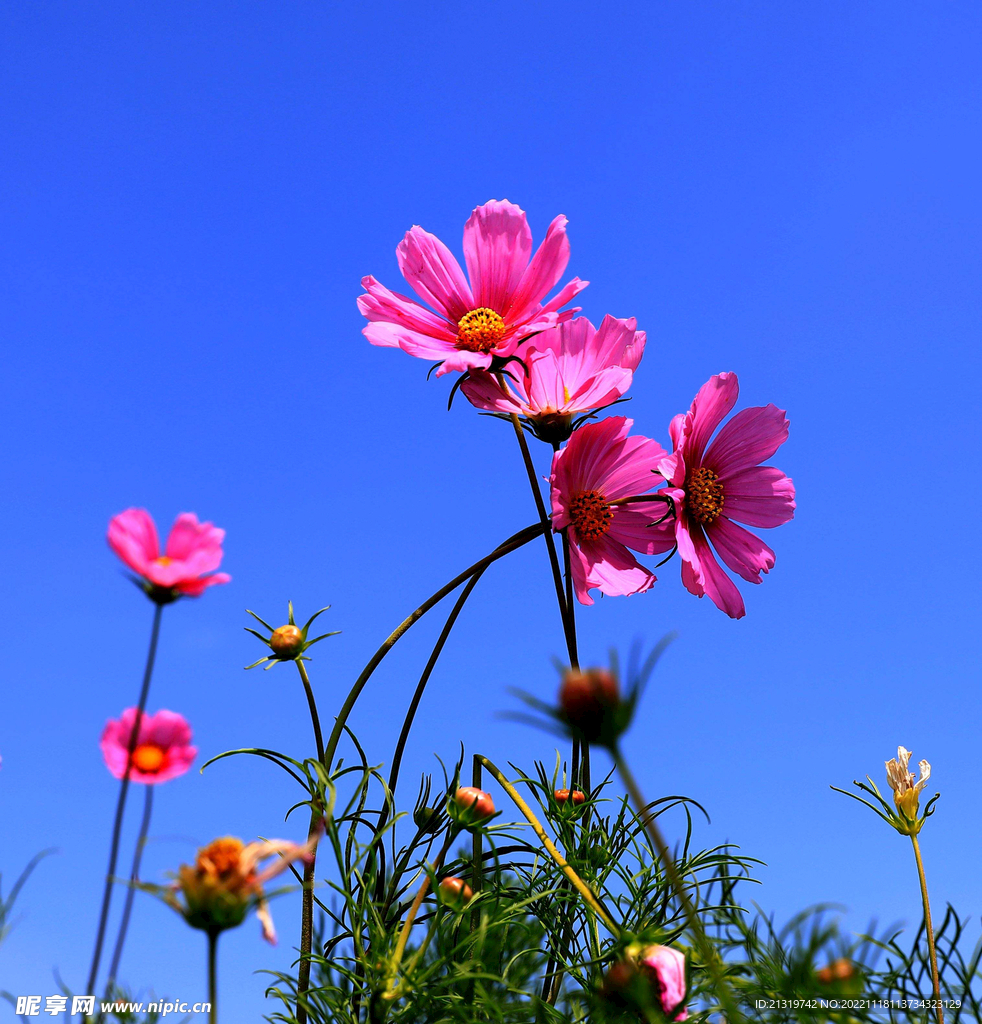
413,805,444,834
270,624,304,658
437,875,473,910
817,958,854,985
554,788,586,806
602,946,688,1020
559,668,620,742
451,786,495,827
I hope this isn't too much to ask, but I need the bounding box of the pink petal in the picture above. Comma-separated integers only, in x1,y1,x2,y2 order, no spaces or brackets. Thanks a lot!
685,372,739,462
175,572,231,597
571,533,657,604
592,315,646,373
538,276,588,316
165,513,225,566
676,519,745,618
462,200,533,313
608,505,677,555
107,509,159,575
396,225,474,323
357,275,456,340
507,213,571,321
721,466,796,528
705,403,790,476
461,371,524,415
706,516,775,584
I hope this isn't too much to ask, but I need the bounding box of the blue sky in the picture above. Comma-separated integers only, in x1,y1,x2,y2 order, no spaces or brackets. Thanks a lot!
2,2,981,1018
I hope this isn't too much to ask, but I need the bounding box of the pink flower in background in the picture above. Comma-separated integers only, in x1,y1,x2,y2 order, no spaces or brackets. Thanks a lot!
550,417,675,605
639,945,688,1021
462,315,645,442
108,509,230,600
100,708,196,784
358,199,587,376
657,372,796,619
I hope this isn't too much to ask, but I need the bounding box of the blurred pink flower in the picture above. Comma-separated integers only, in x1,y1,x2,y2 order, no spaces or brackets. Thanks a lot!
658,372,796,619
550,417,675,605
461,315,645,441
100,708,197,784
640,945,688,1021
108,509,230,600
358,199,587,377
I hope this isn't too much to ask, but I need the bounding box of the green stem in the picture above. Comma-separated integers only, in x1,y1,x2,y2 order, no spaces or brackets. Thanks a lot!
101,785,154,1011
322,522,544,771
613,746,742,1023
87,601,164,996
207,931,218,1024
911,834,944,1024
296,659,325,767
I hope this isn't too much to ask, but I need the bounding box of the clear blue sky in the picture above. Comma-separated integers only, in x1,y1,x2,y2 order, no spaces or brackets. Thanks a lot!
2,2,981,1018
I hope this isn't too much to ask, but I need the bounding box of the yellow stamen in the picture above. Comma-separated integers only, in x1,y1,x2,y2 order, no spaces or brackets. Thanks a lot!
456,308,506,353
685,467,724,525
568,490,613,540
132,743,166,773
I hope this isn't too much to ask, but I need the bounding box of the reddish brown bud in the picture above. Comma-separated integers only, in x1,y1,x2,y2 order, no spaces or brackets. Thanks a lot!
270,624,304,658
437,875,473,910
817,958,855,985
559,668,620,741
452,786,495,826
554,788,586,806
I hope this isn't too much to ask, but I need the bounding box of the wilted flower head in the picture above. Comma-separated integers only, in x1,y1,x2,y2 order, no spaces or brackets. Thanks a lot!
461,315,644,443
886,746,932,821
174,834,316,942
100,709,196,784
358,199,587,377
108,509,230,604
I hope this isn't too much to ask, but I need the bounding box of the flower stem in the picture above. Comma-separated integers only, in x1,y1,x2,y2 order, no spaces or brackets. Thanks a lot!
911,834,944,1024
207,931,219,1024
322,522,544,771
613,746,743,1023
86,601,163,996
294,658,326,1024
476,755,618,934
101,785,154,1009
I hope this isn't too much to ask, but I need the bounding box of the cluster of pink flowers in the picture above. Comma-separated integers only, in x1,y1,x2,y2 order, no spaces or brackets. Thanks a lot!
360,199,795,618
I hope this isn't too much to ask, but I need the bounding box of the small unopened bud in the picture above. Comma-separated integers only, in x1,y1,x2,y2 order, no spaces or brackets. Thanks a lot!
437,875,473,910
451,786,495,827
413,805,444,833
817,958,855,985
559,668,620,742
270,624,304,658
554,788,586,806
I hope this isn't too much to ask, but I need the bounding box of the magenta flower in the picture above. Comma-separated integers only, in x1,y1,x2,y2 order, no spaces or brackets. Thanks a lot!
358,199,587,377
108,509,230,602
100,708,197,784
640,945,688,1021
550,417,675,606
461,315,645,442
657,372,796,619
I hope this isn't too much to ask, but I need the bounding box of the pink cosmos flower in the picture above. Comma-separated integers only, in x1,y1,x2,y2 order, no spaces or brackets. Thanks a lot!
657,372,796,619
100,708,197,784
461,315,645,442
108,509,231,601
550,417,675,606
358,199,587,377
640,945,688,1021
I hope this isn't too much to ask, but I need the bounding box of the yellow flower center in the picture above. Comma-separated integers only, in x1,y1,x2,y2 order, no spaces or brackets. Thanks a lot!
154,556,174,566
568,490,613,540
685,467,725,525
456,308,506,353
132,743,166,773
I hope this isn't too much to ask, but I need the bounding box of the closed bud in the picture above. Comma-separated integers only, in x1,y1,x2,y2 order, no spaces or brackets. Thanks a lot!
437,875,473,910
451,786,495,827
413,805,444,834
270,624,304,658
554,788,586,806
817,958,855,985
559,668,620,742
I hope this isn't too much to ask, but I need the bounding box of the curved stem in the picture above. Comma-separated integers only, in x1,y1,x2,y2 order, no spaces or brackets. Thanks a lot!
477,755,618,934
296,804,322,1024
86,602,163,996
207,931,218,1024
296,660,325,767
322,522,544,771
101,785,154,1007
613,746,742,1022
911,834,944,1024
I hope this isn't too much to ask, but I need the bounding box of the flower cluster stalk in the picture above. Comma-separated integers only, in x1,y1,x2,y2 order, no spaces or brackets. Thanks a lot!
911,834,944,1024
